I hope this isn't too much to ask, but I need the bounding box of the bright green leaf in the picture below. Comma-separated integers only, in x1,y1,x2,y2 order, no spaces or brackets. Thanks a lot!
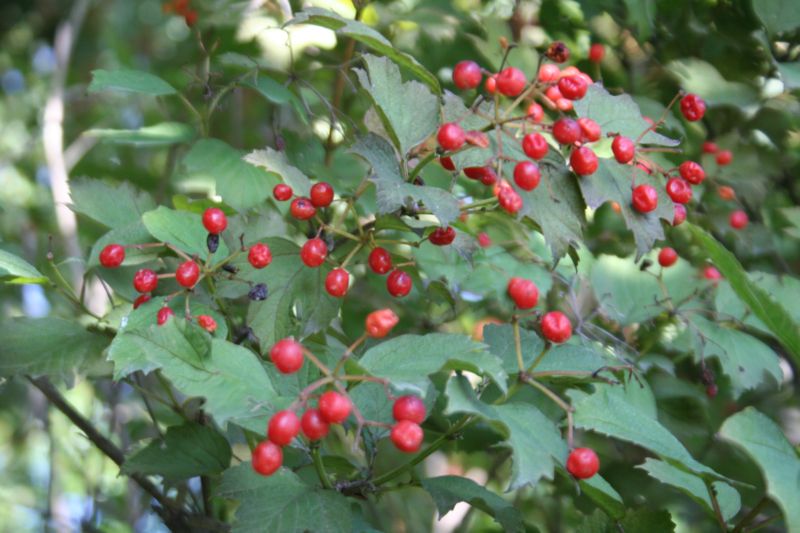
88,69,176,96
752,0,800,36
86,122,195,146
667,59,760,107
0,249,48,284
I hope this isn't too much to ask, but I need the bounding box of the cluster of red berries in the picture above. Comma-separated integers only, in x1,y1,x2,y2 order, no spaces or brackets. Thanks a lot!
162,0,198,26
506,277,574,343
272,180,334,220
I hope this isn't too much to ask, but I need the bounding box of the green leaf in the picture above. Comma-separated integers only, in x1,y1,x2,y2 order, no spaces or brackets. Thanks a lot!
359,334,508,394
242,75,308,123
86,122,195,146
288,9,440,94
141,206,229,259
0,249,48,284
618,508,675,533
719,407,800,532
752,0,800,36
639,458,741,522
666,59,760,108
69,177,156,229
88,222,156,268
778,62,800,90
421,476,523,532
219,464,352,533
122,422,231,480
88,69,176,96
715,272,800,330
184,139,273,211
623,0,656,40
243,147,312,194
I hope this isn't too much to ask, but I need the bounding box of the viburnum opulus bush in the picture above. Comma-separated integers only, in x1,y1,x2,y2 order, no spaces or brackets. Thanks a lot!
2,1,800,531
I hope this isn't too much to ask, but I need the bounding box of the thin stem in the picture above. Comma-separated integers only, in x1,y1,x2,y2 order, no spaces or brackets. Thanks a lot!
512,317,525,373
635,91,681,145
409,152,436,181
311,446,334,489
333,334,367,376
527,344,549,372
302,348,333,376
733,496,769,533
340,241,365,269
705,480,728,531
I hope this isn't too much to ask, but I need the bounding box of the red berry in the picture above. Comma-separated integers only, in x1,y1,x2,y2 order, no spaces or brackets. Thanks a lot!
658,247,678,267
133,294,151,309
183,10,198,26
680,93,706,122
197,314,217,333
290,197,316,220
527,102,544,123
484,74,497,94
391,420,424,453
679,161,705,185
702,141,718,154
578,118,601,142
429,227,456,246
589,43,605,63
393,395,426,423
387,269,412,297
301,409,330,441
270,338,304,374
632,184,658,213
325,268,350,297
496,66,526,97
268,410,300,446
368,247,392,275
202,207,227,235
556,98,574,112
611,136,635,164
507,277,539,309
570,146,598,176
497,186,523,214
310,182,334,208
673,204,687,226
718,186,736,201
552,118,582,145
566,448,599,479
703,266,722,282
440,156,456,171
248,243,272,269
452,60,483,90
522,133,549,160
706,384,719,398
666,178,692,204
538,64,560,83
716,149,733,166
99,244,125,268
545,85,563,102
300,238,327,267
477,232,492,248
176,260,200,288
133,269,158,293
464,130,489,148
729,210,748,229
541,311,572,343
514,161,541,191
318,391,351,424
157,306,175,325
366,308,399,338
464,166,497,186
437,123,466,151
252,440,282,476
273,184,293,201
558,75,588,100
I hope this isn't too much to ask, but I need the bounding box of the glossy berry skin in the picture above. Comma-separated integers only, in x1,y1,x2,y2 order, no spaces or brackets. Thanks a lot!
611,136,635,164
522,133,549,160
658,247,678,267
680,93,706,122
558,75,588,100
545,85,563,102
273,183,293,201
393,395,426,424
578,118,601,142
552,118,582,145
248,243,272,269
527,102,544,123
679,161,705,185
270,338,304,374
318,391,351,424
507,277,539,309
716,150,733,166
387,269,412,297
477,232,492,248
368,247,392,275
366,308,399,338
440,156,456,171
702,141,718,154
541,311,572,343
538,63,560,83
300,238,327,268
390,420,424,453
99,244,125,268
632,184,658,213
703,266,722,282
133,294,151,309
452,60,483,89
290,197,316,220
730,210,749,229
197,315,217,333
437,123,466,151
301,409,330,441
310,182,334,208
429,227,456,246
133,269,158,293
325,268,350,297
666,178,692,204
496,66,526,97
252,440,282,477
176,260,200,288
484,75,497,94
566,448,600,479
202,207,227,235
157,306,175,325
464,166,497,186
268,410,300,446
673,203,687,226
570,146,598,176
514,161,541,191
497,186,523,214
589,43,605,63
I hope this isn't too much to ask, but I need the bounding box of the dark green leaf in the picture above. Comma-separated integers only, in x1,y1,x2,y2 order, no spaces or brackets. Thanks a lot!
752,0,800,36
0,249,48,284
88,69,176,96
86,122,195,146
421,476,523,532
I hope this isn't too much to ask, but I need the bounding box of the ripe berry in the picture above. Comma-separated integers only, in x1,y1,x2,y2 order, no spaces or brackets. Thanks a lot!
157,306,175,325
538,63,560,83
589,43,605,63
477,232,492,248
197,315,217,333
290,197,316,220
718,186,736,201
730,210,748,229
716,150,733,166
558,75,588,100
570,146,598,176
393,395,426,423
495,66,526,97
566,448,599,479
248,243,272,269
368,247,392,275
514,161,541,191
464,130,489,148
366,308,399,338
552,118,582,145
545,85,563,102
632,184,658,213
300,238,327,267
318,391,351,424
268,410,300,446
658,247,678,267
133,269,158,293
678,161,705,185
252,440,282,477
310,182,334,208
391,420,424,453
636,160,653,175
611,136,635,164
325,268,350,297
452,60,483,89
176,260,200,288
437,123,466,151
273,183,293,201
522,133,549,160
680,93,706,122
546,41,570,63
270,338,304,374
703,266,722,283
556,98,573,111
202,207,227,235
666,178,692,204
578,118,601,142
301,409,330,441
99,244,125,268
387,269,412,297
440,156,456,171
133,294,151,309
463,166,497,186
484,74,497,94
541,311,572,343
527,102,544,123
507,277,539,309
702,141,718,154
673,204,687,226
429,227,456,246
497,186,523,214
